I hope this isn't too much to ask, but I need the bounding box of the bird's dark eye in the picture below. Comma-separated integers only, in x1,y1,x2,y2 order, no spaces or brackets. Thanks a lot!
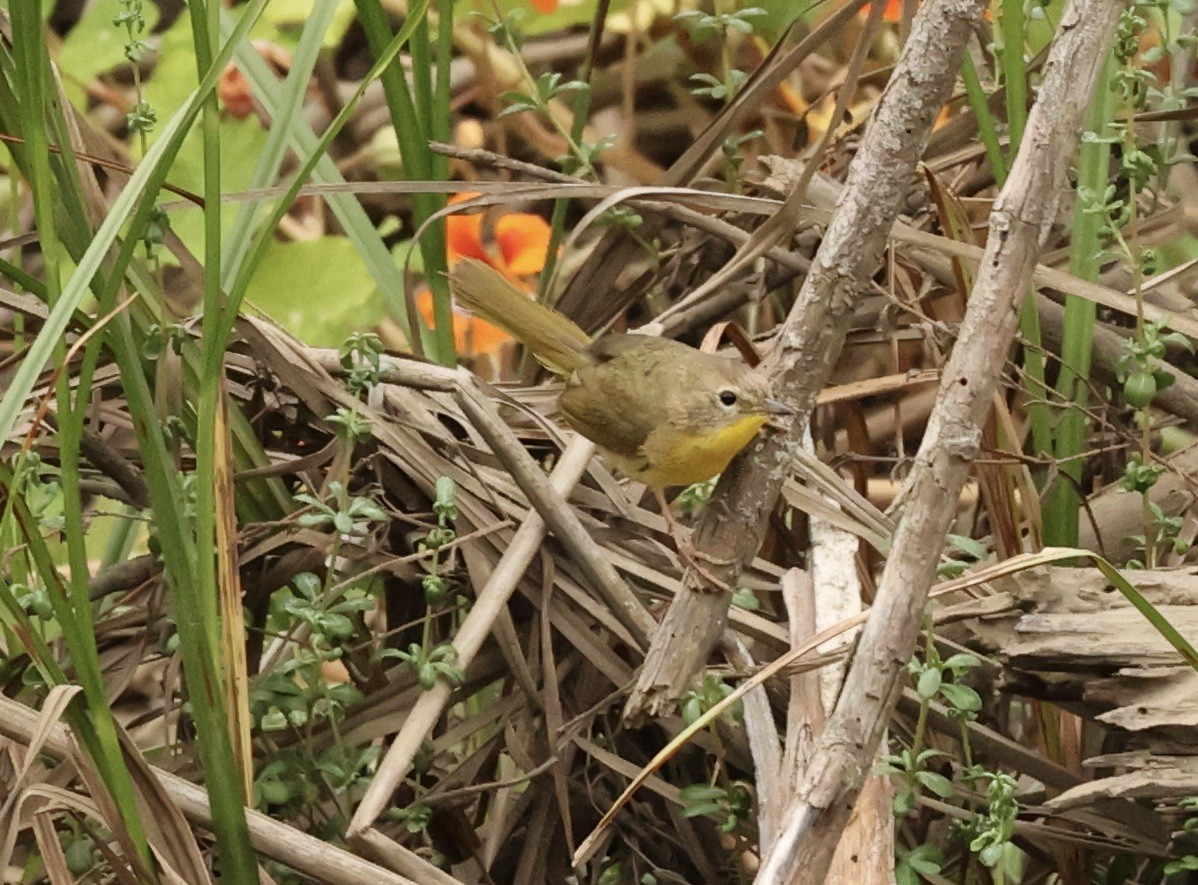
718,390,737,407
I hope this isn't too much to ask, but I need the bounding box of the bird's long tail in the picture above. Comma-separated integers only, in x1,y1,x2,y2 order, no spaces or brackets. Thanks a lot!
447,259,592,375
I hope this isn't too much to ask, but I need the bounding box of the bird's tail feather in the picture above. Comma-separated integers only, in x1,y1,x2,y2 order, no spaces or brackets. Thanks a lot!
448,259,592,375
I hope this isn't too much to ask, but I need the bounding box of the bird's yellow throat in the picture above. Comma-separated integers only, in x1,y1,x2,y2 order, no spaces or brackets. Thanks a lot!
634,414,771,488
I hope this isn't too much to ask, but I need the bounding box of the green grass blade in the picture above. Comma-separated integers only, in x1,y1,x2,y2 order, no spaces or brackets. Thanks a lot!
1041,54,1115,547
220,0,434,348
221,2,339,285
353,0,452,364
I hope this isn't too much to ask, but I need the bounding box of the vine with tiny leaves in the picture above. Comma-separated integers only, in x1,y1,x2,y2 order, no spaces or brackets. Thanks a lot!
878,619,1028,884
1074,0,1196,567
675,4,765,187
678,675,755,857
248,332,392,834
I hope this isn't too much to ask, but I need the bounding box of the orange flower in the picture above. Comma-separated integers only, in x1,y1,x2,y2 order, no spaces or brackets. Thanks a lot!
218,41,294,120
861,0,992,24
855,0,905,22
218,65,255,119
530,0,558,11
417,193,551,358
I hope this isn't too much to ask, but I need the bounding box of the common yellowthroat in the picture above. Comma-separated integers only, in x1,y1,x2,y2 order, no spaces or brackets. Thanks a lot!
448,259,790,493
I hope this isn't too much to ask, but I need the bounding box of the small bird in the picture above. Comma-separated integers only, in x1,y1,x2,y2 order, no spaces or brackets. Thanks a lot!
448,259,790,571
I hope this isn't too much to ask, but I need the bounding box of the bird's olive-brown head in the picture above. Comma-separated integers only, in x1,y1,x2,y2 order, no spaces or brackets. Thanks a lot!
673,357,789,432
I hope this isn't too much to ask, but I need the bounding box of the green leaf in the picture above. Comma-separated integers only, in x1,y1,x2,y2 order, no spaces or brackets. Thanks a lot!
245,237,381,347
907,844,942,873
435,476,457,509
679,784,726,802
730,587,760,611
418,664,438,691
293,572,322,599
351,498,388,522
914,748,948,765
946,533,988,560
680,801,725,819
321,613,355,639
942,653,980,671
978,842,1004,867
939,682,983,713
916,667,941,700
916,770,954,798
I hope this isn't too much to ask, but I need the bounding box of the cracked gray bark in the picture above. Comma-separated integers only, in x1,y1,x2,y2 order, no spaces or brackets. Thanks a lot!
755,0,1127,878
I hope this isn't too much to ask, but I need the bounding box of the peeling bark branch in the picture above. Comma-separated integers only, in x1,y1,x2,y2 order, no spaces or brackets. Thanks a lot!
756,0,1126,878
626,0,989,719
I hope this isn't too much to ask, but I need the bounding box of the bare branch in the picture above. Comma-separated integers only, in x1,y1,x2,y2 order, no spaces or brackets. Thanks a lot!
757,0,1127,877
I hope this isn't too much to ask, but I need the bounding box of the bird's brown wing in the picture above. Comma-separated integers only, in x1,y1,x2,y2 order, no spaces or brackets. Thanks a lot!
557,336,689,463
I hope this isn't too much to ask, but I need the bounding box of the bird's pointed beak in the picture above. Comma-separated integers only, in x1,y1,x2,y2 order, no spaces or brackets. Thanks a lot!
764,397,793,430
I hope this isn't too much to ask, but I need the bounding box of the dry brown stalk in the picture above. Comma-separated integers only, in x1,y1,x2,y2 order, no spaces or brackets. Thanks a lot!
346,424,608,838
0,694,423,885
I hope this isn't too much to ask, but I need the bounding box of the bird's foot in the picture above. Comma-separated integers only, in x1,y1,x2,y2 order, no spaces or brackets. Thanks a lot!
673,532,736,593
654,488,735,593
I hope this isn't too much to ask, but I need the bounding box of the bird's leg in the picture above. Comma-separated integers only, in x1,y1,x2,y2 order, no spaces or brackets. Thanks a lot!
653,488,735,592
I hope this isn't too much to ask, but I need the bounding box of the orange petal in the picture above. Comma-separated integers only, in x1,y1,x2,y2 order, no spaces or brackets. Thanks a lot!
860,0,906,21
774,80,808,117
446,191,490,263
446,212,489,263
462,314,514,356
494,213,552,276
322,659,350,685
531,0,558,11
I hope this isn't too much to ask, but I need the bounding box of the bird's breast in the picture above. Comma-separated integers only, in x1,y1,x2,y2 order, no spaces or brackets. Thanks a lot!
634,414,770,488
